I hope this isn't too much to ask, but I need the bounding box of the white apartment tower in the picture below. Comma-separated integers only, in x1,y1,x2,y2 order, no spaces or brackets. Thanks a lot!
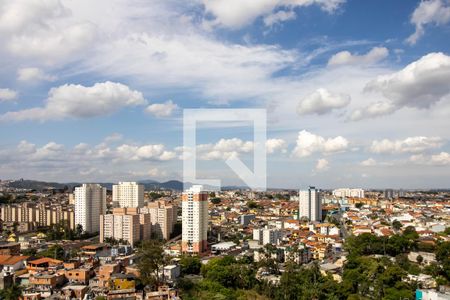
74,184,106,233
299,186,322,222
112,182,144,208
182,185,208,254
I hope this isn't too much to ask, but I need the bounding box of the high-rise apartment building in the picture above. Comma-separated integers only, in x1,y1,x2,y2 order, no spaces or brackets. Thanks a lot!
332,188,365,198
100,207,151,246
74,184,106,233
182,185,208,254
112,182,144,208
299,186,322,222
142,200,178,240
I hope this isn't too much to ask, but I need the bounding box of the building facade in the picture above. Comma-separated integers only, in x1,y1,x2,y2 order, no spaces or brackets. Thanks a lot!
332,188,365,198
181,185,208,254
74,184,106,233
112,182,144,208
142,200,177,240
100,208,151,246
299,186,322,222
0,202,74,230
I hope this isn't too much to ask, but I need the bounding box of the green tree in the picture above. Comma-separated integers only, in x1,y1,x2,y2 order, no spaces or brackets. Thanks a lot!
392,220,403,231
0,284,23,300
180,255,201,275
137,240,165,288
38,245,65,260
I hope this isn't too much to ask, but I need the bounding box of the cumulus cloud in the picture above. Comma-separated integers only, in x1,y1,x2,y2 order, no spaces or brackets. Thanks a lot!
328,47,389,66
352,52,450,120
201,138,254,160
116,144,176,161
0,88,17,101
315,158,329,171
145,100,178,118
0,139,178,181
103,133,123,143
370,136,443,154
201,0,345,29
17,67,56,81
17,140,37,154
0,81,147,122
410,152,450,165
0,0,96,64
292,130,349,157
178,138,255,161
266,138,287,154
297,88,350,115
365,52,450,108
407,0,450,45
349,101,396,121
360,158,376,166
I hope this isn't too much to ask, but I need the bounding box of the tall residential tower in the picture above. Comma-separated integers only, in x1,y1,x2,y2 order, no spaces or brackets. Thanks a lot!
299,186,322,222
74,184,106,233
182,185,208,254
112,182,144,208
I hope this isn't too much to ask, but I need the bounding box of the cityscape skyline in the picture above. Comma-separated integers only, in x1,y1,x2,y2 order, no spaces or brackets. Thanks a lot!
0,1,449,188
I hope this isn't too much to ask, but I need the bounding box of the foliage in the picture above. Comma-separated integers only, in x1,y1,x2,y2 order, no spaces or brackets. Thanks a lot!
180,255,201,275
435,241,450,280
45,222,95,241
247,201,259,209
210,197,222,204
177,232,426,299
355,202,364,209
37,245,66,260
392,220,403,231
137,240,165,288
0,284,23,300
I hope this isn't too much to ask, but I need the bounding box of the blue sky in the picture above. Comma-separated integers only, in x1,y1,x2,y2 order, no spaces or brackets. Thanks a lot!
0,0,450,189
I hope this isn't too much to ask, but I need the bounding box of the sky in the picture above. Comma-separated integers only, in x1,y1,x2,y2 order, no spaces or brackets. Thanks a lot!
0,0,450,189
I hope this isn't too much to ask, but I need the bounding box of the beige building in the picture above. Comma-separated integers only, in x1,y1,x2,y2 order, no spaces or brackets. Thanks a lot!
100,208,151,246
0,202,75,230
142,200,177,240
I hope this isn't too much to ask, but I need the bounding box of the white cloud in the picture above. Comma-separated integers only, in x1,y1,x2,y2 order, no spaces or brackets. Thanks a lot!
370,136,443,154
365,52,450,108
328,47,389,66
17,140,37,154
292,130,349,157
0,0,96,64
352,52,450,120
201,0,345,29
17,67,56,81
178,138,255,161
266,138,287,154
407,0,450,45
410,152,450,166
0,88,17,101
360,158,376,166
349,101,396,121
145,100,178,118
315,158,329,171
103,133,123,143
116,144,176,161
297,88,350,115
263,10,296,27
0,81,147,122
